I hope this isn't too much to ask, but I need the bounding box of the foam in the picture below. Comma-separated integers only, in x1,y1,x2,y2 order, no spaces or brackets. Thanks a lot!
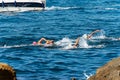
83,72,93,80
79,37,89,48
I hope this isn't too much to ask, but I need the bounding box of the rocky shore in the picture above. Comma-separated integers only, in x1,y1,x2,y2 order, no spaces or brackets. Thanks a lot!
88,57,120,80
0,63,16,80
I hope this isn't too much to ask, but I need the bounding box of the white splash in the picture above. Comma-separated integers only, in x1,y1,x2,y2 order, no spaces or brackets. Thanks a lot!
55,37,73,47
83,72,93,79
79,37,89,48
57,37,90,50
56,36,105,50
62,44,75,50
82,34,88,40
55,37,76,50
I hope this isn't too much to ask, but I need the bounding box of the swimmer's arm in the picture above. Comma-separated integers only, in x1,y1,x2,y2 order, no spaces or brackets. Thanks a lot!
88,30,100,39
37,38,47,45
73,37,80,48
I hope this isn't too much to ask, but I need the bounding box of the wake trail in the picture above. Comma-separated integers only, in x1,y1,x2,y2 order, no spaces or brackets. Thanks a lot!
45,6,119,11
45,6,81,11
0,44,35,48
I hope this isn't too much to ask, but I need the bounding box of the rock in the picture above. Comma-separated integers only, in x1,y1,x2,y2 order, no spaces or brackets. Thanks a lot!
88,57,120,80
0,63,17,80
71,77,77,80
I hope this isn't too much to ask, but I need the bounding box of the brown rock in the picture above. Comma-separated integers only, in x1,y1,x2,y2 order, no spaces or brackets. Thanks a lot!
0,63,17,80
88,57,120,80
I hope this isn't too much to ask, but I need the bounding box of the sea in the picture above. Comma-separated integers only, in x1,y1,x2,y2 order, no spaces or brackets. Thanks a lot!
0,0,120,80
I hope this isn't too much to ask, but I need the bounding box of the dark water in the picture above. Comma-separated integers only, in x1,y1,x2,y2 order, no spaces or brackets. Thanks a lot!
0,0,120,80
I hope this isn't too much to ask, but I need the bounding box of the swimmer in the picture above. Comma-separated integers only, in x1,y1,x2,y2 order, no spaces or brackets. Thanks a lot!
63,37,80,49
82,30,101,39
37,38,54,45
33,38,55,47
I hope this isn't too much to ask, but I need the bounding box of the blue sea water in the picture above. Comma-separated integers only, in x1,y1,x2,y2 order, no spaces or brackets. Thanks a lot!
0,0,120,80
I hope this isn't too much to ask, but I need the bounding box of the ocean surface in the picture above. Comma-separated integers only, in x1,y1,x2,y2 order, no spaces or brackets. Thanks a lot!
0,0,120,80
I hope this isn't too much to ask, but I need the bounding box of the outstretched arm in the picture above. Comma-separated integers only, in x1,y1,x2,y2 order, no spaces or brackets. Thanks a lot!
37,38,47,45
87,30,100,39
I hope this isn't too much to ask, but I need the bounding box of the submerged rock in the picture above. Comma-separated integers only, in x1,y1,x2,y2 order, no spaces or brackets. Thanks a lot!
88,57,120,80
0,63,17,80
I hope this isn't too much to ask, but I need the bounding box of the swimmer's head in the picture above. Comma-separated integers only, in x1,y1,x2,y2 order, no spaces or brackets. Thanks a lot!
50,40,54,43
32,41,37,45
82,34,88,39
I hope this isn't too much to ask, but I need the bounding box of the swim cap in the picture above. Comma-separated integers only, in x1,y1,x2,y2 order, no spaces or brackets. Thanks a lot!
82,34,87,39
32,41,37,45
